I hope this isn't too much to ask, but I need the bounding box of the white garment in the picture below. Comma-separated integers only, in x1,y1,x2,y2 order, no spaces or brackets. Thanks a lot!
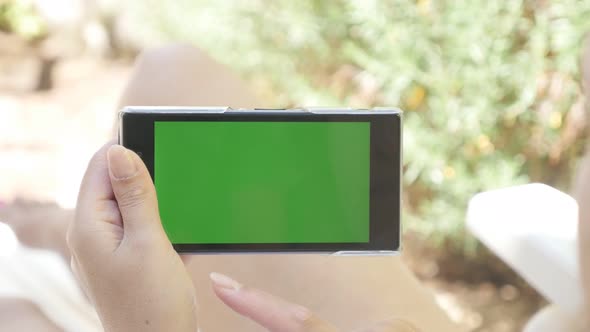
0,222,103,332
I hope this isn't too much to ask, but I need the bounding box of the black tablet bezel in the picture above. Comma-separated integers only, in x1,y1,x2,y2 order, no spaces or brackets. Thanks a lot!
120,109,401,253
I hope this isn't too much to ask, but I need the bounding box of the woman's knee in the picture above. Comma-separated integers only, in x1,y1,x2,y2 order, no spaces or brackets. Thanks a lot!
119,43,258,108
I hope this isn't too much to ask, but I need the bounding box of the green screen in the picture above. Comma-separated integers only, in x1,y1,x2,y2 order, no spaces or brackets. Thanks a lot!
154,121,370,244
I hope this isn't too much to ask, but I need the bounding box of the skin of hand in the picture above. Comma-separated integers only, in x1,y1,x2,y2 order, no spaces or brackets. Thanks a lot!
67,142,198,332
209,272,421,332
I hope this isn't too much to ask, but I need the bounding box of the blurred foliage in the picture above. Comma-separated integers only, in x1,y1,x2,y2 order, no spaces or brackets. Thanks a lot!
126,0,590,253
0,0,46,40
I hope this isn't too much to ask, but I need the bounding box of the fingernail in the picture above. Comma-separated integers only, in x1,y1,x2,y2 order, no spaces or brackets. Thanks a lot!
107,145,137,180
210,272,242,291
293,305,312,322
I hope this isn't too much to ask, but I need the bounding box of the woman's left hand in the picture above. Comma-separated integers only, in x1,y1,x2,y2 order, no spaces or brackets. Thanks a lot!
210,272,420,332
68,143,198,332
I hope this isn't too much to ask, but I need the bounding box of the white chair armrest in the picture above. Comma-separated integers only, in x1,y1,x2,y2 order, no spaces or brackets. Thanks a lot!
467,183,582,313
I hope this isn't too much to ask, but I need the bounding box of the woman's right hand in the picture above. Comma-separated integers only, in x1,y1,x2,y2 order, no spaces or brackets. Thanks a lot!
210,272,420,332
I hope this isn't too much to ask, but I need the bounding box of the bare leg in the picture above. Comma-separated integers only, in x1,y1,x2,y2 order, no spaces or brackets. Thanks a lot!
117,44,259,110
118,44,458,332
0,298,62,332
0,200,71,261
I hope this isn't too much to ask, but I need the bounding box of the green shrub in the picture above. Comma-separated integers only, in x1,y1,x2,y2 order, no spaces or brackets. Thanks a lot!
127,0,590,253
0,0,46,40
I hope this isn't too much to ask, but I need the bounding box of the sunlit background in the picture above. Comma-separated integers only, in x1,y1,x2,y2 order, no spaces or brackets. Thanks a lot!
1,0,590,331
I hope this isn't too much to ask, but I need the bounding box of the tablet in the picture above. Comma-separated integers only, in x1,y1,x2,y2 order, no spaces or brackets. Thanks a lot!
119,107,401,254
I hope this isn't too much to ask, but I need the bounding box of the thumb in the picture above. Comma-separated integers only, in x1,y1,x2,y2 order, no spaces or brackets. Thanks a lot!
106,145,162,236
